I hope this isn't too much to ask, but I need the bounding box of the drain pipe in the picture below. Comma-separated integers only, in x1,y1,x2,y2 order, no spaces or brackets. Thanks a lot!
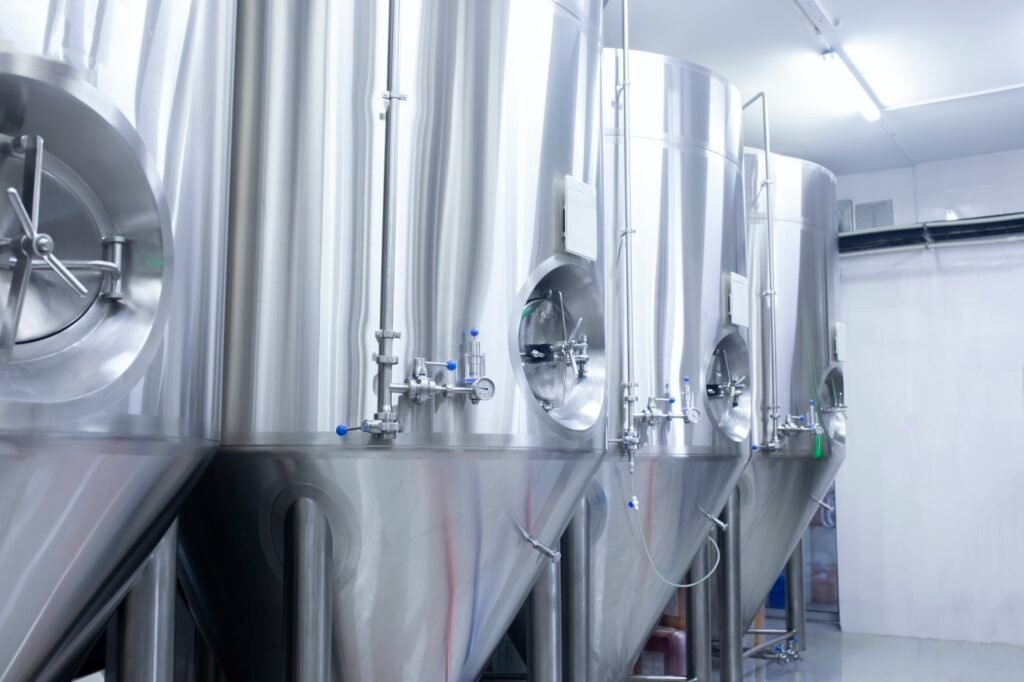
372,0,405,440
743,92,781,450
617,0,640,466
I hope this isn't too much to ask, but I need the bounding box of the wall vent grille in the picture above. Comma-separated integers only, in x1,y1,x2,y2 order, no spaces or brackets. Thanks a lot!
854,199,895,230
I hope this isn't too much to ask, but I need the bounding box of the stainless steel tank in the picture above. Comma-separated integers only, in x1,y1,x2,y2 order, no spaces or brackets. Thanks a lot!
733,149,847,633
0,3,234,680
581,50,751,682
177,1,606,680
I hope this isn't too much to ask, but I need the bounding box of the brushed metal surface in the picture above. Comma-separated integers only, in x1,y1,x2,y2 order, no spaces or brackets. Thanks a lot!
180,442,600,682
178,1,606,680
0,1,234,678
731,150,846,632
582,51,749,682
217,0,605,446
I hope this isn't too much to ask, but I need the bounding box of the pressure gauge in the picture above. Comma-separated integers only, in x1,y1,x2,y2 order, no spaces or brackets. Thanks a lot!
470,377,496,402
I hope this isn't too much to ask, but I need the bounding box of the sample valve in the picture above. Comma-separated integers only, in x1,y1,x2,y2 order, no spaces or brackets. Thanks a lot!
637,376,701,432
778,400,824,438
341,327,496,438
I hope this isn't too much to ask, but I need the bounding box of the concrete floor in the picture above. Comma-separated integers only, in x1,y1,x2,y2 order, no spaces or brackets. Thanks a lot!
737,621,1024,682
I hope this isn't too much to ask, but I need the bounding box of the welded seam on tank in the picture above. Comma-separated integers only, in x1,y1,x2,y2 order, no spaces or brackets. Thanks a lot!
604,132,744,168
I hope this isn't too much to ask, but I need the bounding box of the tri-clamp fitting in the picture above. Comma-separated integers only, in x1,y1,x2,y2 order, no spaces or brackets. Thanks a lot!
339,328,496,439
638,376,701,430
391,356,496,404
778,400,824,438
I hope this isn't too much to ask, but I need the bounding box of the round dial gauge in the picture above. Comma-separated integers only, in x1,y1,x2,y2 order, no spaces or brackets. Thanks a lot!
471,377,496,401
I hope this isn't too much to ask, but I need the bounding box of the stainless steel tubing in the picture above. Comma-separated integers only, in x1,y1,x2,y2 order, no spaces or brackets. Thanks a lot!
529,560,563,682
108,524,178,682
619,0,639,452
284,498,333,681
375,0,403,426
561,500,590,682
742,631,795,659
742,92,779,447
630,676,695,681
718,491,743,682
785,540,807,651
684,545,711,682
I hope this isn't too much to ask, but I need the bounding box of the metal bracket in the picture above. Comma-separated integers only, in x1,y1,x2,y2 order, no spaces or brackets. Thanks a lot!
516,521,561,563
811,495,835,513
699,506,728,532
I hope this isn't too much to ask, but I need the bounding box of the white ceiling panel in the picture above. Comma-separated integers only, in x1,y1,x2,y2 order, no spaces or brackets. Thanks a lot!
604,0,1024,174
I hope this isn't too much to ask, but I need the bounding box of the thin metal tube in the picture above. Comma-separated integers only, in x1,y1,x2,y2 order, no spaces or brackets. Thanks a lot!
717,490,743,682
284,498,333,681
619,0,639,456
684,544,712,682
742,631,795,659
376,0,403,423
743,93,780,447
108,523,178,682
785,540,807,651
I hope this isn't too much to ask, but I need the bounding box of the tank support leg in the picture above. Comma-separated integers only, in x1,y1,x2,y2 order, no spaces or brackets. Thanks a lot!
561,500,589,682
685,543,712,681
284,497,333,681
529,558,562,682
107,522,178,682
718,490,743,682
785,539,807,652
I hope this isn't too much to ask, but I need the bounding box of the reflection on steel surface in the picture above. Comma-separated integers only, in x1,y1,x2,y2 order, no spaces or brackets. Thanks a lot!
0,0,234,677
577,50,750,682
718,150,847,635
178,0,606,680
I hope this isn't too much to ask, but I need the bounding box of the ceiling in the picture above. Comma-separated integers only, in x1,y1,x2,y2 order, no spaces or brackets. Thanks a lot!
603,0,1024,175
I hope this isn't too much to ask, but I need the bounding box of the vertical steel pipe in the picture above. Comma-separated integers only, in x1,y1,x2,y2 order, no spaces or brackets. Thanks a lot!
284,498,333,681
742,92,780,447
619,0,640,458
718,491,743,682
529,560,563,682
684,545,711,682
785,540,807,652
375,0,403,427
561,500,590,682
107,523,178,682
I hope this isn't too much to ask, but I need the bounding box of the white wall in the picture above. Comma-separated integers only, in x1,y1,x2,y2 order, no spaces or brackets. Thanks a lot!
837,241,1024,646
837,147,1024,225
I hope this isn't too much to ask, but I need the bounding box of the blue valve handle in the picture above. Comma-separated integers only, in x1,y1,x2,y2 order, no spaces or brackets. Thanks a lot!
446,359,457,371
336,424,348,436
668,396,676,405
470,327,479,337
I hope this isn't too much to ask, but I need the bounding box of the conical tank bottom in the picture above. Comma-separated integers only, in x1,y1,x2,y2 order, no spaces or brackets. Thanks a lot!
730,448,844,632
587,451,745,681
0,434,212,681
178,439,604,682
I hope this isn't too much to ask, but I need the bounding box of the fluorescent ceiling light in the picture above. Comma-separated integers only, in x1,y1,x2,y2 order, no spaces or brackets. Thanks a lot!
822,50,881,122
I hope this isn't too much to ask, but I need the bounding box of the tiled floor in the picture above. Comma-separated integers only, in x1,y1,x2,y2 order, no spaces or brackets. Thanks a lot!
737,621,1024,682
